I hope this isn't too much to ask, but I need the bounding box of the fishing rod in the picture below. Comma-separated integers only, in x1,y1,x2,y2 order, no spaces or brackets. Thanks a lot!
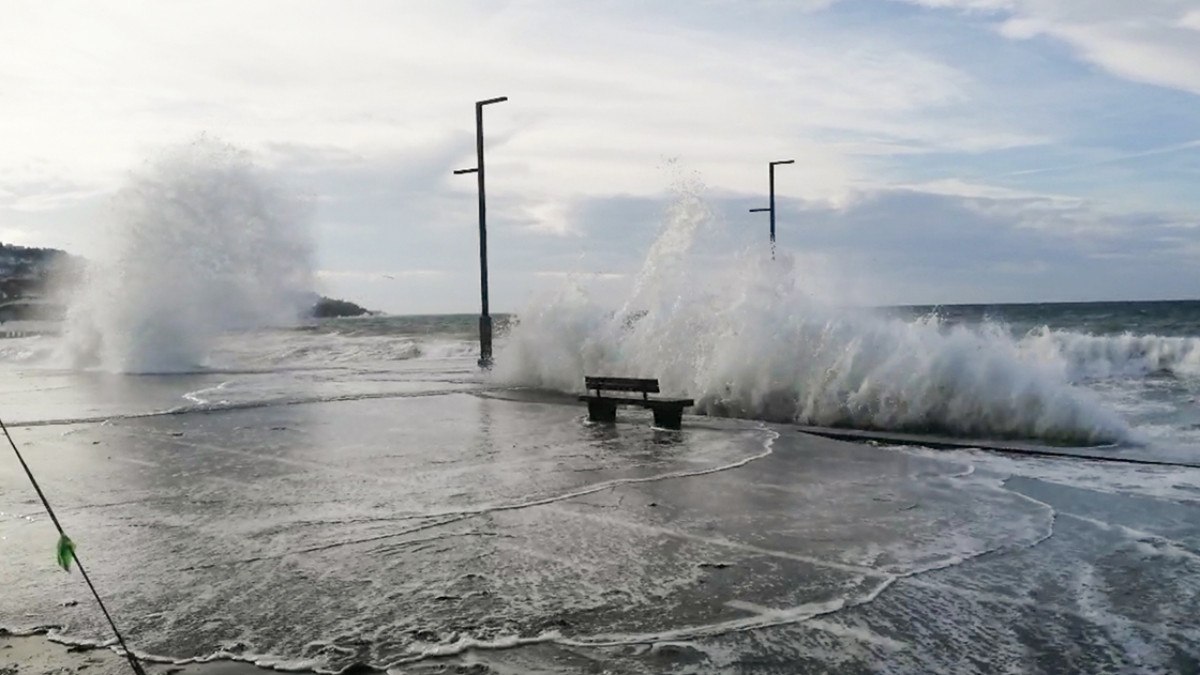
0,415,147,675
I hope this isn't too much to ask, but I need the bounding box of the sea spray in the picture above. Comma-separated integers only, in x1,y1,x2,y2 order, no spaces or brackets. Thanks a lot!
61,137,314,373
1017,329,1200,381
496,186,1133,444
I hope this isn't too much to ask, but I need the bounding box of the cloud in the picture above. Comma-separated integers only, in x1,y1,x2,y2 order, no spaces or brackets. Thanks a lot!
0,160,109,213
0,0,1038,202
0,226,37,246
1,1,1196,313
902,1,1200,96
533,271,627,280
194,161,1200,313
0,177,105,212
316,269,447,281
769,183,1200,303
1003,139,1200,177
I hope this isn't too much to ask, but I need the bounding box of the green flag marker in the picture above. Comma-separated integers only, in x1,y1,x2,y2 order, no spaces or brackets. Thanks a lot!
56,534,75,572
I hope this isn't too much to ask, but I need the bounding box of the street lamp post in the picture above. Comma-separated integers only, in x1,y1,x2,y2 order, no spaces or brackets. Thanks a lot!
749,159,794,258
453,96,508,369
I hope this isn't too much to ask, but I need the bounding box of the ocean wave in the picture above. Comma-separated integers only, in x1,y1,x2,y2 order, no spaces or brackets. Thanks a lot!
0,329,479,371
263,335,424,365
497,294,1131,444
494,187,1132,446
241,333,478,367
58,138,315,374
1016,329,1200,381
0,334,56,364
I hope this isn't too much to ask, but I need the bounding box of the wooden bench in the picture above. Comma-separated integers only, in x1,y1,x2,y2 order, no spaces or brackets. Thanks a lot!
578,376,694,430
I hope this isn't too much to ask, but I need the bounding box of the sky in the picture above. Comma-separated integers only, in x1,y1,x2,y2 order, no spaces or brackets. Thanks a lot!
1,0,1198,313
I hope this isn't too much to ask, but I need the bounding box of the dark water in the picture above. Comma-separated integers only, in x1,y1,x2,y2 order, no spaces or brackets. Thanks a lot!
319,302,1200,339
317,301,1200,340
892,299,1200,337
307,313,513,338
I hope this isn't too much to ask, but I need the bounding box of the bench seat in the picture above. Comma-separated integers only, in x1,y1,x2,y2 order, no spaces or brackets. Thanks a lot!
579,376,694,430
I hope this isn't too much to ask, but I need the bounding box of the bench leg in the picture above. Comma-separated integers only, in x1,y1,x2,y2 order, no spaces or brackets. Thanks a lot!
587,400,618,424
652,406,683,430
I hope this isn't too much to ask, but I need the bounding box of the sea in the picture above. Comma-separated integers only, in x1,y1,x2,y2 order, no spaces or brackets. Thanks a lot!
0,144,1197,673
1,301,1198,673
7,299,1200,456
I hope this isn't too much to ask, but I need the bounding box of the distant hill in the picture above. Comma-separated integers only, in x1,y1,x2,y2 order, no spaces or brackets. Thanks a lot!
0,242,63,273
311,296,373,318
0,242,82,301
0,242,375,321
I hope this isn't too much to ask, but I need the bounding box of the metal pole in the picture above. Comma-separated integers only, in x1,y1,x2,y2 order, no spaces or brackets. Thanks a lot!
768,162,777,255
1,416,147,675
749,159,794,259
474,101,492,369
454,96,507,369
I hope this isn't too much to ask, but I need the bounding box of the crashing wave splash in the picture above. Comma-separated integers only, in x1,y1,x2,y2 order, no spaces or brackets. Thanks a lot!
496,184,1135,445
1019,329,1200,381
59,137,314,373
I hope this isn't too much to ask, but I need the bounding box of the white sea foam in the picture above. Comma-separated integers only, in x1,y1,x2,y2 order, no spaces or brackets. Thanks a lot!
496,184,1132,444
899,445,1200,504
0,334,55,364
418,339,483,360
391,631,563,664
253,332,424,366
58,137,314,373
193,329,475,372
1016,329,1200,381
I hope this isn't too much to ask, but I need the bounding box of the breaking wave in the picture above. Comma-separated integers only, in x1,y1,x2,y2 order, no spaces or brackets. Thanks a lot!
59,137,314,373
207,329,480,370
1017,329,1200,381
495,185,1134,445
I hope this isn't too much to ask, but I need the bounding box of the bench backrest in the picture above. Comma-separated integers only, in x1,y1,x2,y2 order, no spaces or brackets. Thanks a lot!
585,376,660,394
